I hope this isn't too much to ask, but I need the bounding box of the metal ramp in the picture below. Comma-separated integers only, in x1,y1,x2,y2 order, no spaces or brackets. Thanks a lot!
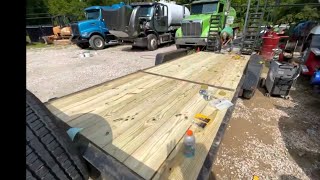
241,12,264,54
206,14,222,52
240,0,266,55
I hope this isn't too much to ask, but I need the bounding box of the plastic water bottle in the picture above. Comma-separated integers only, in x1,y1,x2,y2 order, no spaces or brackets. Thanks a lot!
199,85,208,96
184,129,195,158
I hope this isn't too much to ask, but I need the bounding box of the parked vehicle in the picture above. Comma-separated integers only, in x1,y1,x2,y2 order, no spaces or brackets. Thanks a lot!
175,0,238,49
104,0,190,50
301,25,320,88
70,2,127,50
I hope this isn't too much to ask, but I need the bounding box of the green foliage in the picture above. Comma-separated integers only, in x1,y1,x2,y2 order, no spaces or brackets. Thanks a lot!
26,0,320,25
270,0,319,24
46,0,88,20
26,0,51,25
273,0,320,24
229,0,320,31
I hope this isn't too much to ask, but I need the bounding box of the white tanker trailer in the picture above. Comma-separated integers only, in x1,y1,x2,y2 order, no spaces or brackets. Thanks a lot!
103,1,190,50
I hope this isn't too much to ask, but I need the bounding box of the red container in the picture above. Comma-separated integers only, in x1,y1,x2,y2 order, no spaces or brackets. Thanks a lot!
261,35,281,60
303,50,320,76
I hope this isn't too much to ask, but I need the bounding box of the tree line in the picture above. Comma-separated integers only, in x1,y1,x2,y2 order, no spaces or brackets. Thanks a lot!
27,0,319,26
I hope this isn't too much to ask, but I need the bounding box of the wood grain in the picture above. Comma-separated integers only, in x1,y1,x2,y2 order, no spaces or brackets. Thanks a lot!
46,52,250,179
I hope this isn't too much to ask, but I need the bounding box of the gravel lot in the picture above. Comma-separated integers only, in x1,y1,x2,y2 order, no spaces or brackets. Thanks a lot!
27,44,176,102
27,44,319,179
213,77,320,180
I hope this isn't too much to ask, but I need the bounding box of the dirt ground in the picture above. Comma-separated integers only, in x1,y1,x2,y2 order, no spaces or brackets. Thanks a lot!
27,43,176,102
213,75,320,180
27,44,320,179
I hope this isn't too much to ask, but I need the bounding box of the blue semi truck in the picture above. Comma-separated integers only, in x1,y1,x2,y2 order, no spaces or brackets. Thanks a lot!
70,2,127,50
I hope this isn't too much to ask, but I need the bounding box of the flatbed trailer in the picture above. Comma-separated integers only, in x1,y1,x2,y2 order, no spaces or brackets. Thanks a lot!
26,51,263,180
40,51,259,180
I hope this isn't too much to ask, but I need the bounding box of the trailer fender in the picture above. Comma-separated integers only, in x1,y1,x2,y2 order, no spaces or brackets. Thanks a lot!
155,49,188,65
241,54,264,99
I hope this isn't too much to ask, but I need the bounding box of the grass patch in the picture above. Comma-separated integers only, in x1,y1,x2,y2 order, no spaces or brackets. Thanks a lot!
26,42,52,49
26,35,53,49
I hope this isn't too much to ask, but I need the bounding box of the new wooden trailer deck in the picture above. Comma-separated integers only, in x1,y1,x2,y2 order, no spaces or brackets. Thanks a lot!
45,52,252,180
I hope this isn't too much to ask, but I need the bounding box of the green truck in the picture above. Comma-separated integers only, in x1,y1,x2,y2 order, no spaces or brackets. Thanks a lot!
175,0,238,49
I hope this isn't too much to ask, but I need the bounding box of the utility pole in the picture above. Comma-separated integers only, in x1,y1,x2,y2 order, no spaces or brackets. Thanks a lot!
223,0,231,28
242,0,251,41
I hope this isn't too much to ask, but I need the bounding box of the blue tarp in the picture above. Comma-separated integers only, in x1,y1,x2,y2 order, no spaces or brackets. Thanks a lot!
292,21,318,37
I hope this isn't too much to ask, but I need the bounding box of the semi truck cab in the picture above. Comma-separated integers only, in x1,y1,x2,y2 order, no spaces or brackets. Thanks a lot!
70,2,126,50
105,1,190,51
175,0,236,49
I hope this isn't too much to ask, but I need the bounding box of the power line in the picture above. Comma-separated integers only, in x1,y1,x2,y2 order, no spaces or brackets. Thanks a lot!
26,17,52,20
26,7,48,10
27,13,51,16
231,3,320,7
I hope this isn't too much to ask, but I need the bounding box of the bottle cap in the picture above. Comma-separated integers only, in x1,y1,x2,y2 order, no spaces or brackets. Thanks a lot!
186,129,193,136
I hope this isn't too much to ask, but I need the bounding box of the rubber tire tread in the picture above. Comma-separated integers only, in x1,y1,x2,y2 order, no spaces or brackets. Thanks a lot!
26,90,89,180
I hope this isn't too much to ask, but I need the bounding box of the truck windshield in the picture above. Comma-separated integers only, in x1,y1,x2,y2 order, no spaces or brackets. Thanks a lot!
137,6,154,17
191,3,218,14
85,9,100,19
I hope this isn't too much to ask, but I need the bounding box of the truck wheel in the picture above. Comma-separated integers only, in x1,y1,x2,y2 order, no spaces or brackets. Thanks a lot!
26,90,89,180
147,34,158,51
76,43,90,49
89,35,105,50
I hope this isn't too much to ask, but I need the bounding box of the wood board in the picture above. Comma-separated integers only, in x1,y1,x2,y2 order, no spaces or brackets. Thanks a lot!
45,52,249,179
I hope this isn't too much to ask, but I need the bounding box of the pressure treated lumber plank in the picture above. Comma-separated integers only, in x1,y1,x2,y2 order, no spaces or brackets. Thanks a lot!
88,80,195,147
66,78,178,147
152,56,249,180
73,78,176,131
104,83,198,163
106,55,242,169
46,52,250,180
147,52,210,73
47,74,164,120
46,74,161,117
145,55,228,89
152,89,232,180
145,52,248,89
46,72,145,108
123,90,210,179
121,59,245,179
146,53,224,85
119,56,248,179
59,77,180,147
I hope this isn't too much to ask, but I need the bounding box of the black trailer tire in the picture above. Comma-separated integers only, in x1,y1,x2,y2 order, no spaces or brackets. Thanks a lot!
89,35,105,50
242,89,255,99
147,34,158,51
26,90,89,180
76,43,90,49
